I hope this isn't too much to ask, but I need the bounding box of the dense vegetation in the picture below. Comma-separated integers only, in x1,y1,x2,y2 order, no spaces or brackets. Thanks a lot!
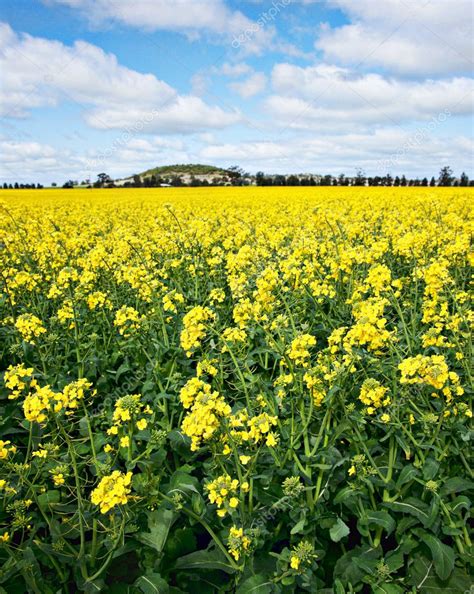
0,187,472,593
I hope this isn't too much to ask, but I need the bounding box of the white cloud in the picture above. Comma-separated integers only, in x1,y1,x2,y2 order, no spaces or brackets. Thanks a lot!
0,23,240,133
0,138,70,180
266,63,473,130
200,130,473,177
316,0,473,76
229,72,267,98
218,62,252,77
44,0,275,54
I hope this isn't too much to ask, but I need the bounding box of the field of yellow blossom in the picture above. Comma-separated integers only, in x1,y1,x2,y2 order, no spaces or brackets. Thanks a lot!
0,187,472,593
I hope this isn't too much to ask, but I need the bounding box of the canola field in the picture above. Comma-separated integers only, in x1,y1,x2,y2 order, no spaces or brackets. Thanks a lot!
0,187,472,593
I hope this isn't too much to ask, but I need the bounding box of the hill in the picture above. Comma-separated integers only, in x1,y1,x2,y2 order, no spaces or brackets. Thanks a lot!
139,164,229,178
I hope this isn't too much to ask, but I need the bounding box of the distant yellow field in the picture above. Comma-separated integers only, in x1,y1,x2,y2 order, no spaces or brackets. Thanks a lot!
0,186,473,590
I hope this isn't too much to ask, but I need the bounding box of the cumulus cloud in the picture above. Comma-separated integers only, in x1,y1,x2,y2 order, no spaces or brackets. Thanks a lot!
0,23,240,133
316,0,473,76
44,0,275,54
200,130,474,176
0,138,70,180
229,72,267,98
266,63,472,130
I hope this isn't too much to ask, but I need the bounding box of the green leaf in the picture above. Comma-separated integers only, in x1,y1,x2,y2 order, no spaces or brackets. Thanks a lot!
385,550,405,573
408,553,471,591
174,549,236,574
439,478,474,497
364,511,396,535
330,517,350,542
136,507,175,553
417,532,454,581
372,584,404,594
165,527,197,560
334,545,382,585
168,470,200,496
384,498,430,526
395,464,419,489
236,575,273,593
135,573,169,594
83,581,105,593
333,487,357,505
37,490,60,509
448,495,470,514
290,518,306,535
422,458,439,481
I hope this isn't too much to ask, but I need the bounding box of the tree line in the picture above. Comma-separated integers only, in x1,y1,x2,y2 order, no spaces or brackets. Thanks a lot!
2,166,472,190
2,182,44,189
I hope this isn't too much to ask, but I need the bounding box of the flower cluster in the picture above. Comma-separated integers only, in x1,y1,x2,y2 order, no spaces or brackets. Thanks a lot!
180,306,215,356
3,364,36,400
398,354,463,402
23,379,93,423
181,384,231,451
290,540,317,572
227,525,251,561
113,306,144,336
287,334,316,367
0,440,17,460
14,314,46,344
358,378,390,415
206,474,246,517
90,471,133,514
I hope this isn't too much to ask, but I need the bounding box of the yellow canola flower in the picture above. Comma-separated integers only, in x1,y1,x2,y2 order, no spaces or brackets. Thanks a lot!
288,334,316,367
180,306,215,356
91,471,133,514
227,525,251,561
3,364,35,400
15,314,46,344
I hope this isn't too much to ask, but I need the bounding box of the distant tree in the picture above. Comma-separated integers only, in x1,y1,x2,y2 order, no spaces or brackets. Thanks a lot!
95,173,112,188
189,176,202,187
51,182,57,187
429,176,436,186
354,170,366,186
133,174,142,188
460,172,469,186
14,182,19,189
2,183,7,189
170,176,183,187
226,166,245,185
438,166,454,187
286,175,300,186
62,180,74,189
320,174,332,186
273,175,286,186
394,176,400,186
400,175,407,186
256,172,265,187
421,177,428,186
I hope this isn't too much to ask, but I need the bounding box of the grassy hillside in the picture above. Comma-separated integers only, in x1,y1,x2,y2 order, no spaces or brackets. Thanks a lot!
140,164,228,177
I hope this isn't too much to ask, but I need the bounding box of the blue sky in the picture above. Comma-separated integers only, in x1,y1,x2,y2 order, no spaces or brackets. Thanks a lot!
0,0,473,184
